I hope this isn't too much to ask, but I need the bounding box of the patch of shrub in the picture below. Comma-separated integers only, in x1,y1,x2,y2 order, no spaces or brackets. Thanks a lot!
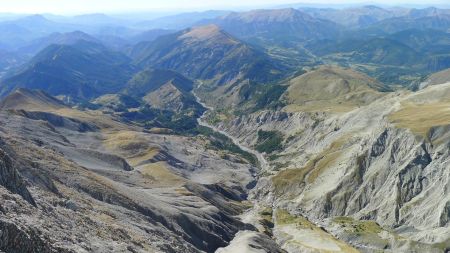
255,130,283,154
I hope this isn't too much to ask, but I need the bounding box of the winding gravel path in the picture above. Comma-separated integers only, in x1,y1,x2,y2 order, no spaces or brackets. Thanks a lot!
193,90,269,171
193,90,277,252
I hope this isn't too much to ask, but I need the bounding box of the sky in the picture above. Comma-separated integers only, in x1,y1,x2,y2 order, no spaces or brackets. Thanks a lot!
0,0,448,14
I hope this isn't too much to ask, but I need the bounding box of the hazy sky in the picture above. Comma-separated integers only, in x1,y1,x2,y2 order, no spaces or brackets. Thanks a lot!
0,0,448,14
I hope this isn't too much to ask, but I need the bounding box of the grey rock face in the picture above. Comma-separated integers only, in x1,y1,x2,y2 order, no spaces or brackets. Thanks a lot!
17,110,98,132
0,219,71,253
213,91,450,250
0,106,258,252
0,148,35,206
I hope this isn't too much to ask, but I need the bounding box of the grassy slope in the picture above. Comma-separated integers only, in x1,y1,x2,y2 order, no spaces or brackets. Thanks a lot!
389,82,450,136
275,209,359,252
283,65,384,113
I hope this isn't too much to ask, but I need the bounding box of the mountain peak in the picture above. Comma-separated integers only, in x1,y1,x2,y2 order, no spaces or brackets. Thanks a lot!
179,24,224,40
2,40,133,100
74,13,109,18
0,88,65,111
17,14,51,24
24,14,47,20
284,65,385,112
210,8,340,42
223,8,312,23
71,13,121,24
178,24,241,45
362,5,384,10
55,31,99,43
124,68,194,98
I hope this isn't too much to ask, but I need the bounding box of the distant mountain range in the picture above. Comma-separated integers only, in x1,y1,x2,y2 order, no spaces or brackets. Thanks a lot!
136,10,231,30
300,5,407,28
201,8,342,47
0,41,135,99
0,5,448,96
1,4,450,253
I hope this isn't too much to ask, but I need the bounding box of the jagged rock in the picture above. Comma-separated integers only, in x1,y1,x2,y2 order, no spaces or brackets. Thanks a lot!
0,102,258,252
0,219,73,253
214,85,450,251
0,148,35,206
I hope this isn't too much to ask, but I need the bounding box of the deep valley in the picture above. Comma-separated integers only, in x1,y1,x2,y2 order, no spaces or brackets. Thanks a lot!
0,3,450,253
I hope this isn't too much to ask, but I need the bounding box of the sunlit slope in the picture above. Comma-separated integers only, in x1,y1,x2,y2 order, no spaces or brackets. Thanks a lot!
283,66,385,112
390,81,450,136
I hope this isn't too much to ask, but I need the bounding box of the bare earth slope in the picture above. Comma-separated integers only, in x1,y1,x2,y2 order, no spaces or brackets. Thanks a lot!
209,68,450,252
0,88,260,252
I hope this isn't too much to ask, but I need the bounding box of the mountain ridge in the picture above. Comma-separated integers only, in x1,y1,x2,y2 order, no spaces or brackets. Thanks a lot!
1,5,450,253
0,41,136,100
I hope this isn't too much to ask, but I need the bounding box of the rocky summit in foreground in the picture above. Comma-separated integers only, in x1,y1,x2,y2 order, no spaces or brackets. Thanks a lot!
0,89,257,252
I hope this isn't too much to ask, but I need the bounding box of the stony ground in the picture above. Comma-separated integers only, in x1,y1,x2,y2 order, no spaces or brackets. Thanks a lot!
2,81,450,252
211,83,450,252
0,91,258,253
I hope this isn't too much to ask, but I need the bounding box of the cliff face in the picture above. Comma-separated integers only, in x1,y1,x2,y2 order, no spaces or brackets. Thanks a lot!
0,148,35,206
0,192,72,253
0,148,66,253
213,85,450,251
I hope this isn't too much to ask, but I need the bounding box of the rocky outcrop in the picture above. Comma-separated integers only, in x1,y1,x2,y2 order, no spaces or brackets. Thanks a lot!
213,90,450,250
58,146,134,172
0,219,71,253
16,110,98,132
216,230,286,253
0,148,35,206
